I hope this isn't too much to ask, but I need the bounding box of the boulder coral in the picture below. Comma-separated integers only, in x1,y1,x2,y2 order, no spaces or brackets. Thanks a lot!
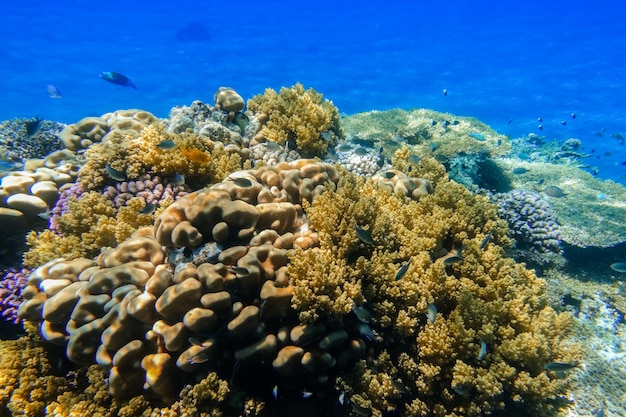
17,158,574,417
247,83,342,157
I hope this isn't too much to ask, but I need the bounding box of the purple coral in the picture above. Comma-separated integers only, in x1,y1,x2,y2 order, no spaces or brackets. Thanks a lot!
49,182,84,233
100,174,188,208
495,189,562,254
0,268,29,324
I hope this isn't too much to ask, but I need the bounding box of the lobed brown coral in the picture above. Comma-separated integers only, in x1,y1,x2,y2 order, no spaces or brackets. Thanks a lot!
247,83,342,157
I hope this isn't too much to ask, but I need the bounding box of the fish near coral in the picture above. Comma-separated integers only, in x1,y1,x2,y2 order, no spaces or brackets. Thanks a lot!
100,71,137,89
182,148,211,164
25,115,43,137
355,227,374,245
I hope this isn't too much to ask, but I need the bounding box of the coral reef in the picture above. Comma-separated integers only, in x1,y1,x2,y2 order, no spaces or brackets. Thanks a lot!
0,118,65,162
247,83,342,157
287,169,573,416
167,99,257,146
77,123,245,191
494,158,626,248
17,157,574,417
0,149,81,233
59,109,160,151
23,191,159,267
19,160,341,403
493,189,562,255
340,108,511,160
0,334,71,416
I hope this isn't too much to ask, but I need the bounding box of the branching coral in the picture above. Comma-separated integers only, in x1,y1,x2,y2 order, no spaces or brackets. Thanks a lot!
247,83,342,157
23,193,156,267
78,123,244,191
0,334,70,417
288,169,574,416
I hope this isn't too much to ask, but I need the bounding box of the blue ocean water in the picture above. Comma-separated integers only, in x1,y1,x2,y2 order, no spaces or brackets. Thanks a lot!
1,0,625,183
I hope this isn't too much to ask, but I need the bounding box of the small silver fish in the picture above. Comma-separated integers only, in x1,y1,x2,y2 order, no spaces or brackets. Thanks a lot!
228,266,249,275
44,84,62,98
37,209,53,220
355,227,374,245
426,303,437,324
543,361,579,372
609,262,626,273
105,164,126,182
156,140,176,150
228,177,252,187
25,115,43,137
300,388,314,398
479,231,493,250
139,202,156,215
395,259,411,281
353,306,372,323
443,255,463,266
358,323,375,341
173,173,185,186
478,340,488,360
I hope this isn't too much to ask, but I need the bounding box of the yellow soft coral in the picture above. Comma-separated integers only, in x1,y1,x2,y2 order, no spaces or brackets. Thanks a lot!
247,83,342,157
0,335,70,417
78,124,244,191
23,194,162,267
289,169,574,417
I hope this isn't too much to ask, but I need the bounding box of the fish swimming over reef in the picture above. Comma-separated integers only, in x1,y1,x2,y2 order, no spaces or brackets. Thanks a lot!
100,71,137,89
25,115,43,137
44,83,62,98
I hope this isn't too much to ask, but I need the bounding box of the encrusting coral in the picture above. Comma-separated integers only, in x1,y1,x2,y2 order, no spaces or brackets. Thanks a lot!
247,83,342,157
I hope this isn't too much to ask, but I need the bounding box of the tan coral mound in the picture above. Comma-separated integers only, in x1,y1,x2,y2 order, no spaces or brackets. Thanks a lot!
247,83,342,157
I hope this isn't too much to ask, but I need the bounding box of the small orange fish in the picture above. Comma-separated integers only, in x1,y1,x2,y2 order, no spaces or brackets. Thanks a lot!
182,148,210,163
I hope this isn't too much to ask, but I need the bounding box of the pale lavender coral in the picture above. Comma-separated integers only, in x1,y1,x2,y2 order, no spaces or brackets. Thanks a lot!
0,268,29,324
49,182,84,233
100,174,188,208
495,189,562,254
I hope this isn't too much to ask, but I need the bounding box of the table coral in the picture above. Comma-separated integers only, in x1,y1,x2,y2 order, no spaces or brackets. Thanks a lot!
247,83,342,157
341,108,510,159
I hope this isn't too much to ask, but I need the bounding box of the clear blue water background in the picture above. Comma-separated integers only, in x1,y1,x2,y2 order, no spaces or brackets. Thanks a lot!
1,0,625,184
